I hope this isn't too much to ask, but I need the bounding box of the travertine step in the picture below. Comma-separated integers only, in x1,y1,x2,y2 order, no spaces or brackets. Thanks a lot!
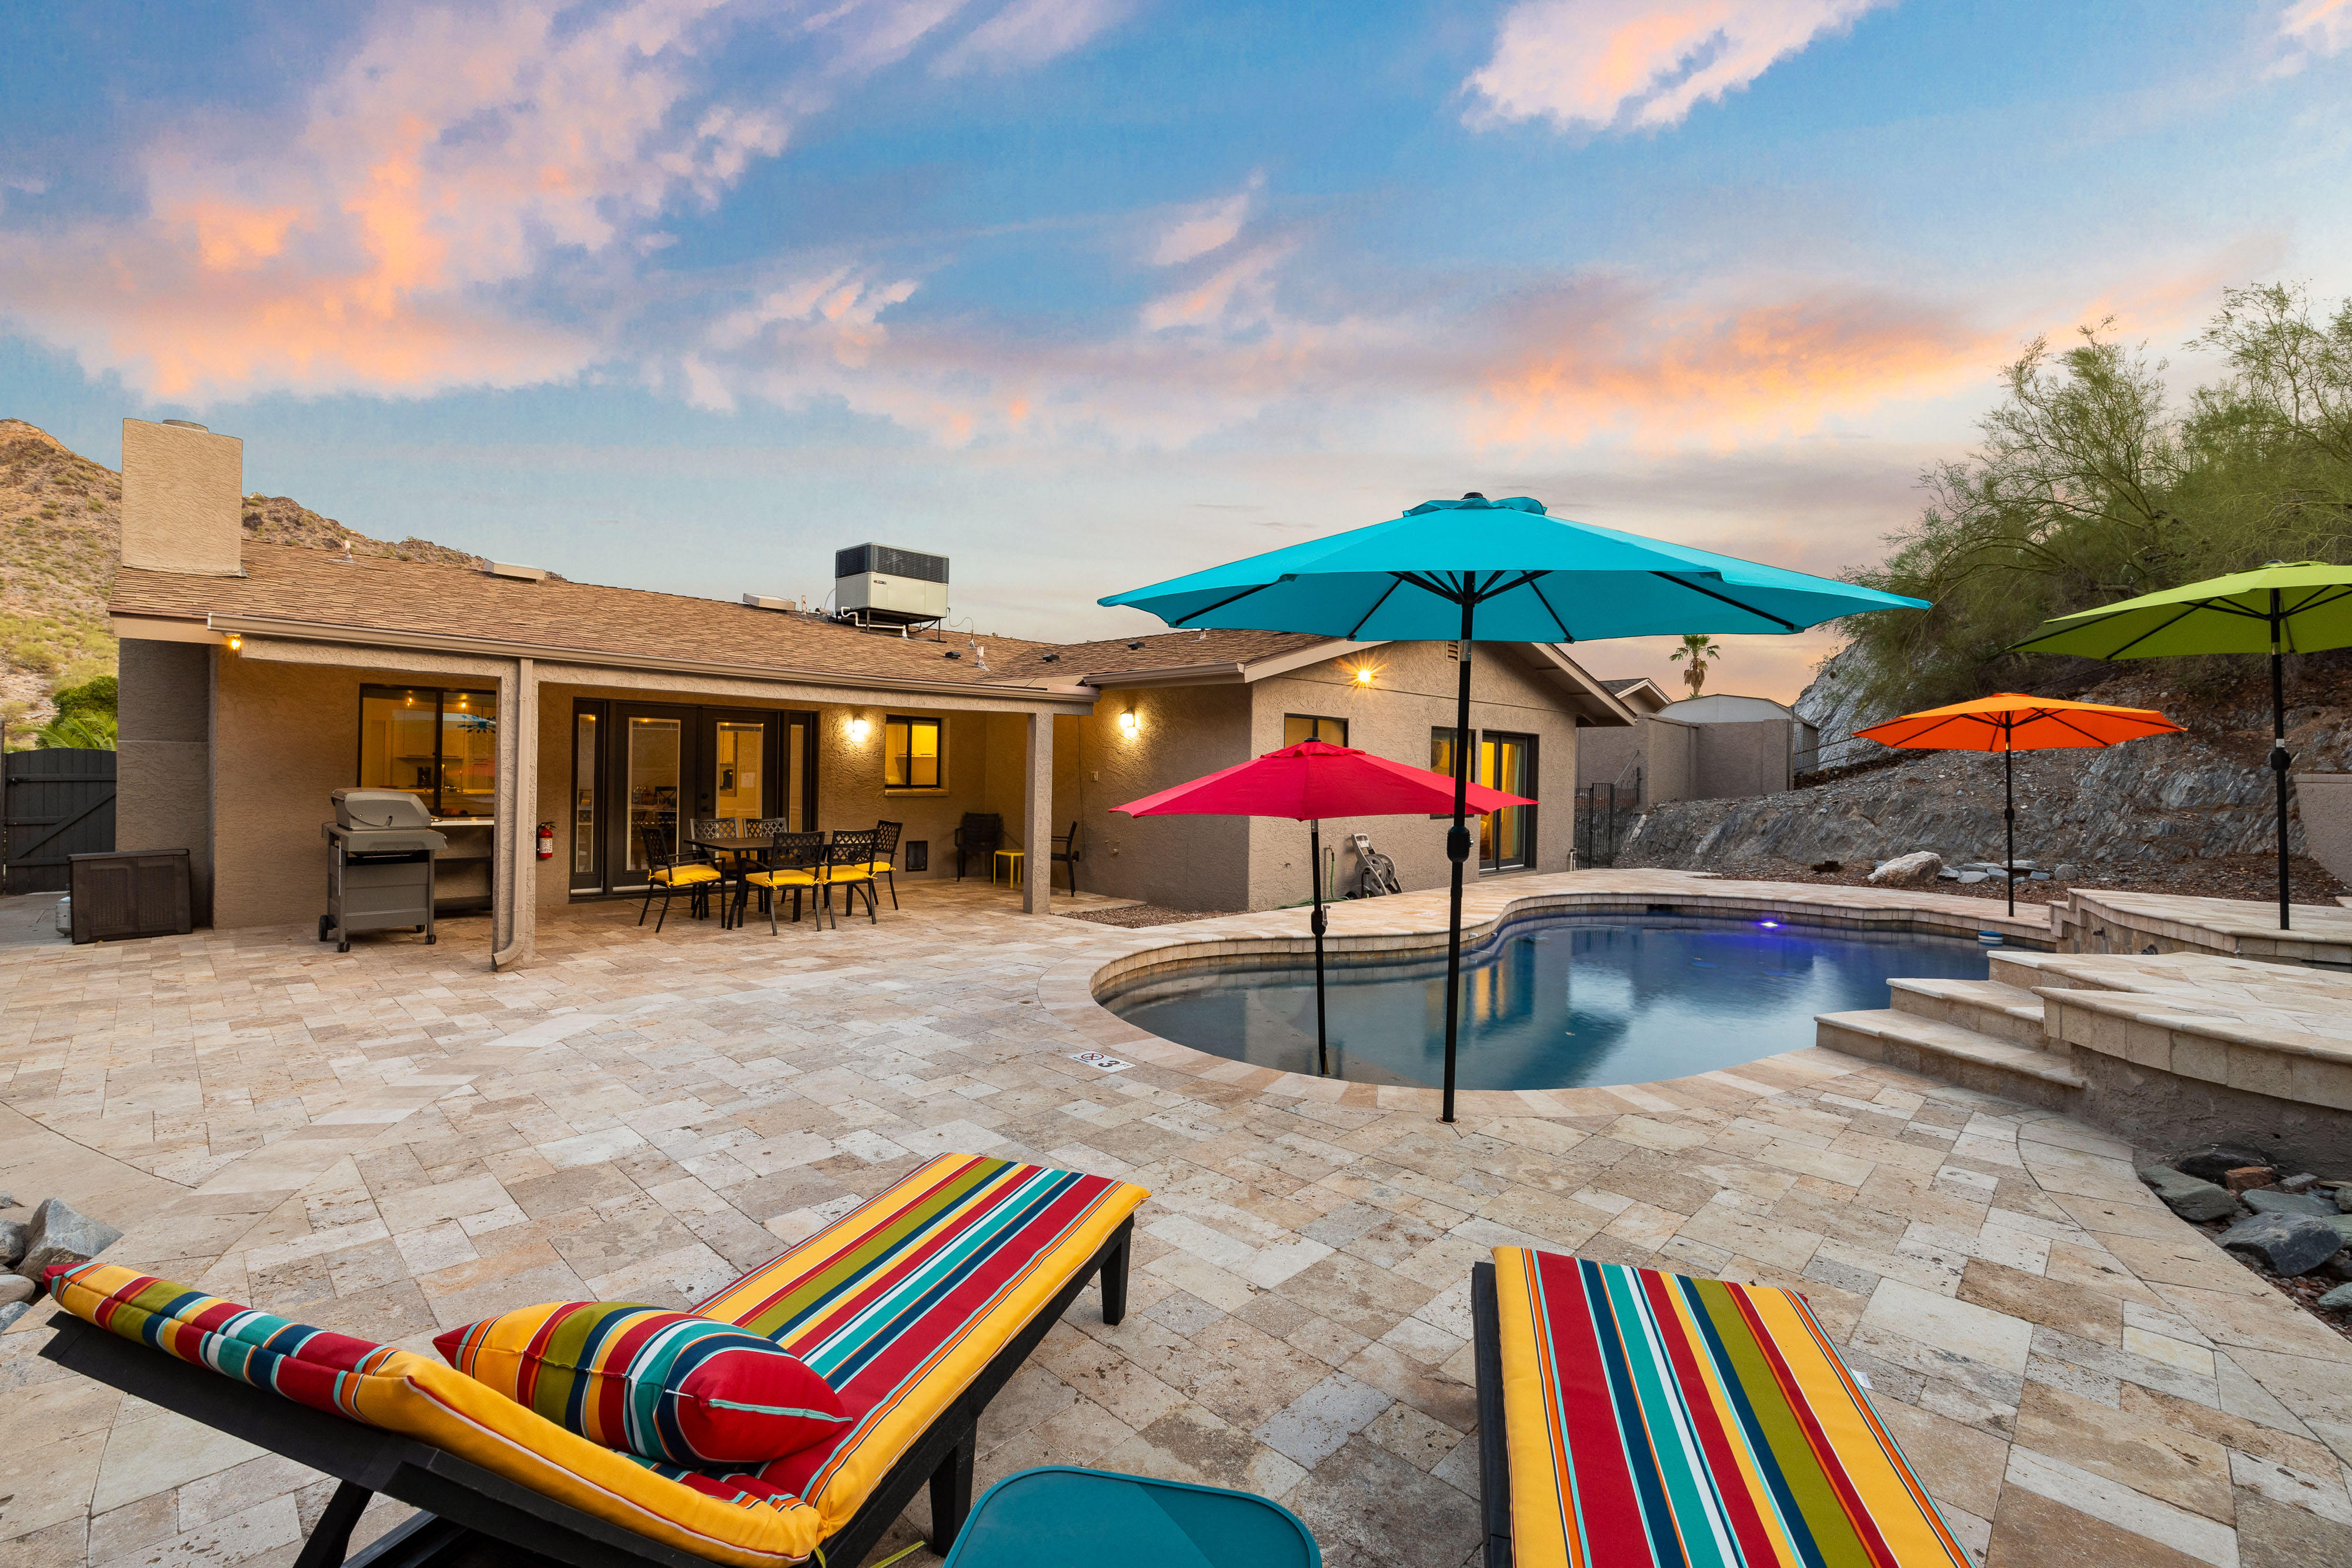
1886,977,2049,1048
1815,1008,2084,1111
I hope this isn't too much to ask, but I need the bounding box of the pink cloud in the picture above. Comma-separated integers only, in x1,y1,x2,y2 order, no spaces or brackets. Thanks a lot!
1467,0,1889,131
1149,172,1264,266
933,0,1133,74
2280,0,2352,62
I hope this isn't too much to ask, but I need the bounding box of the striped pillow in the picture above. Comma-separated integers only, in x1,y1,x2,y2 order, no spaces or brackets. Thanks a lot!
435,1302,851,1466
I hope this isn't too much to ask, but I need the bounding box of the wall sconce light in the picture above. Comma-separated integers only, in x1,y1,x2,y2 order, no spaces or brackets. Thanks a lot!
847,717,872,743
1352,665,1375,686
224,634,243,651
1118,710,1140,738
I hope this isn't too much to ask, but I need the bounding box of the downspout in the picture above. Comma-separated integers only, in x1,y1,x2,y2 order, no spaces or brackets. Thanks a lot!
493,656,539,971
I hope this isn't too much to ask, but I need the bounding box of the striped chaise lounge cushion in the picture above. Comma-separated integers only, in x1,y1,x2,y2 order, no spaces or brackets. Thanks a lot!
1491,1247,1968,1568
46,1261,827,1567
680,1153,1147,1542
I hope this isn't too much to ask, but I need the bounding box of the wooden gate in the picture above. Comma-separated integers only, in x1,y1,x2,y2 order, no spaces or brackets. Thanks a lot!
4,748,116,894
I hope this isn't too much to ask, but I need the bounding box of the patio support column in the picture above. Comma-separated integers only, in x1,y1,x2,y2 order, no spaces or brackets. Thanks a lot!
1023,710,1053,915
492,656,539,970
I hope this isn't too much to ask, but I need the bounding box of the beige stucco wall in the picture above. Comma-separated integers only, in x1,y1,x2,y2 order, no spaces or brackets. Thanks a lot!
1577,714,1696,807
209,657,360,930
119,419,243,576
1692,717,1793,801
1050,683,1255,910
116,637,218,922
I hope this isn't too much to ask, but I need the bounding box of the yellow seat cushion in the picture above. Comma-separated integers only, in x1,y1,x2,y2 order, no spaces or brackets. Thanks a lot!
744,869,820,888
842,861,891,878
652,864,722,886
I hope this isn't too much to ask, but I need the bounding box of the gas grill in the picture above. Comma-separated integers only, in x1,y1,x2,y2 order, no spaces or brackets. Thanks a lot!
321,788,449,952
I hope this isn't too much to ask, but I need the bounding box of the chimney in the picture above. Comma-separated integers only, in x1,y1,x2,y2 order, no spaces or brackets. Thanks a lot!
120,417,243,575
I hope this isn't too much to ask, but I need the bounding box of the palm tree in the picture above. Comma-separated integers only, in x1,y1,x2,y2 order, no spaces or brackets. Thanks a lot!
1668,634,1723,697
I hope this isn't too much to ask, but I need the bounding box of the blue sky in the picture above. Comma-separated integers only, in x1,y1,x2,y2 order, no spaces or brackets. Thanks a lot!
4,0,2348,697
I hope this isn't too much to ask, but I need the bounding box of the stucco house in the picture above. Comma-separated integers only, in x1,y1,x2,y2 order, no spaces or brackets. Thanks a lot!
108,417,1634,966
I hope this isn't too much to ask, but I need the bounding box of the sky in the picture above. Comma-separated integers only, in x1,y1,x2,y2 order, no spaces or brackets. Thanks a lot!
4,0,2349,701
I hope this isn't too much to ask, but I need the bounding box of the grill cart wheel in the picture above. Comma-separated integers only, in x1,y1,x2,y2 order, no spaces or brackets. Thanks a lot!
337,939,350,952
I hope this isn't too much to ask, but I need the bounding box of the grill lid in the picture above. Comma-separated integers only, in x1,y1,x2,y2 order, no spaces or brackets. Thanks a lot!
323,823,449,853
333,788,436,830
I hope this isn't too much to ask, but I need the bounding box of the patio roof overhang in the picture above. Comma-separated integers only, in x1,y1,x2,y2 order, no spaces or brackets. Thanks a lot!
182,611,1100,709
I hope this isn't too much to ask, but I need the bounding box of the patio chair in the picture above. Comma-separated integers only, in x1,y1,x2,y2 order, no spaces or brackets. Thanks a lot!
1050,820,1083,894
639,824,726,933
735,830,826,935
952,813,1001,880
862,820,903,910
38,1154,1143,1568
1472,1248,1968,1568
823,829,882,926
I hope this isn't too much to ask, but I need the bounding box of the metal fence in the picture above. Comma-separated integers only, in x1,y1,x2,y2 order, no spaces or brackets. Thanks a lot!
3,747,116,894
1578,773,1642,868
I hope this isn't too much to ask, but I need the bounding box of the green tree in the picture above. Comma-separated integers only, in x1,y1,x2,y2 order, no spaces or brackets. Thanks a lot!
1836,287,2352,716
1668,634,1724,696
36,673,118,750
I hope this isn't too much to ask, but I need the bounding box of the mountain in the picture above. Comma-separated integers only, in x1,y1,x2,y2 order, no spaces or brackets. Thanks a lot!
0,419,480,742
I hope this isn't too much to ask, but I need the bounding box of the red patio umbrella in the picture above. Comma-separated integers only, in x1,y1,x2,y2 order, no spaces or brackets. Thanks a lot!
1114,740,1535,1076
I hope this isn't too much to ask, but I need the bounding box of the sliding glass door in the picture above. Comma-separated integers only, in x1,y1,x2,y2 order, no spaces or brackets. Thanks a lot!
571,701,817,894
1479,733,1535,871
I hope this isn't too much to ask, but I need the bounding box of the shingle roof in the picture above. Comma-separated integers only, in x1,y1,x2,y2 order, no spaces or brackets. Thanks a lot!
111,545,1336,690
115,545,1074,690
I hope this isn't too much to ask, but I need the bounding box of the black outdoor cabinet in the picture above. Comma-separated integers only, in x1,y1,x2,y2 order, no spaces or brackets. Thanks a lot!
69,849,193,944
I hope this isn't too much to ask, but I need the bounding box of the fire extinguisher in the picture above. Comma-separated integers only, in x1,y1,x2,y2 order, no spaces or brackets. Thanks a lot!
536,822,554,860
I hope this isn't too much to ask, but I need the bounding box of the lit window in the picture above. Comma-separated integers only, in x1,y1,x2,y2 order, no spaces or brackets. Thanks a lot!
358,686,498,817
1283,714,1347,747
884,716,943,789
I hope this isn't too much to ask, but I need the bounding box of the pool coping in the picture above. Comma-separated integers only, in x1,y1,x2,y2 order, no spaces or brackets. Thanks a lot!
1038,870,2057,1116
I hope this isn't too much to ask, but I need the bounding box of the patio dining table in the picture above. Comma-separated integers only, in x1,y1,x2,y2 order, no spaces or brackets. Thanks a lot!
690,831,821,930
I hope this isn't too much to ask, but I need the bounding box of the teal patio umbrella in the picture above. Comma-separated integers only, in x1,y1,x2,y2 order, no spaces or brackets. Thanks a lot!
1102,494,1929,1122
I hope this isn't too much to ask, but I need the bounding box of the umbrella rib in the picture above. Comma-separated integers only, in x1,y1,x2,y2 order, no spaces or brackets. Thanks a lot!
1183,579,1285,622
2089,600,2213,659
1647,572,1800,633
1476,570,1549,604
2038,711,2121,747
1349,578,1405,640
1528,577,1574,641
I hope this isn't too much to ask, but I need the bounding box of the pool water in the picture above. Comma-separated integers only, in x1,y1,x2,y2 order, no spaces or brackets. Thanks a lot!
1102,914,1992,1091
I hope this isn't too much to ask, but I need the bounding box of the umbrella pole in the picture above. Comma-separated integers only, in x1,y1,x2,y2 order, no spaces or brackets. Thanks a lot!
1311,818,1328,1078
1442,595,1474,1124
2272,592,2290,931
2004,746,2016,919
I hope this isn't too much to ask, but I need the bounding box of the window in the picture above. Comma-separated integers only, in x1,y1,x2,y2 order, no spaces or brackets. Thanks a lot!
884,716,943,789
1284,714,1348,747
1430,728,1471,817
359,686,499,817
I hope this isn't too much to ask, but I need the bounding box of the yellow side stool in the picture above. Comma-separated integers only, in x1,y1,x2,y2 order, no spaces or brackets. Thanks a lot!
993,849,1024,886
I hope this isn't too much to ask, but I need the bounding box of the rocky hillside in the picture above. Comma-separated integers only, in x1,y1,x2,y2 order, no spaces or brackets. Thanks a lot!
0,419,477,741
1619,655,2352,901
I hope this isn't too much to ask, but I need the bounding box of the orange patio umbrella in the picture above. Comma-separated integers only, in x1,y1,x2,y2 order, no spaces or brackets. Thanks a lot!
1853,693,2184,914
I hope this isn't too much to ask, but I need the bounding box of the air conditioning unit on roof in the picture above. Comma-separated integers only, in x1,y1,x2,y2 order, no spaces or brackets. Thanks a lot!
834,543,948,628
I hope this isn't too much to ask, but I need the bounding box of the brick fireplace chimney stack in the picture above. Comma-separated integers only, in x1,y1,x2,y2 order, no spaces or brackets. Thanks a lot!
119,417,243,575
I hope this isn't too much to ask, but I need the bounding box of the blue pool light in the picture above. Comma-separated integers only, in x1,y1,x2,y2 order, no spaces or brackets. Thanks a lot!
1758,920,1780,928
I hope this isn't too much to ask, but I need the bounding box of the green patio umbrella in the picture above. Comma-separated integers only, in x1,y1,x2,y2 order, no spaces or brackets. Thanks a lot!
1102,493,1928,1122
2012,560,2352,930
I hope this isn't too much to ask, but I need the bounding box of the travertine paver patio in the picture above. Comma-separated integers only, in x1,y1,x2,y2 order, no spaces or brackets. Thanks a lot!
5,872,2352,1568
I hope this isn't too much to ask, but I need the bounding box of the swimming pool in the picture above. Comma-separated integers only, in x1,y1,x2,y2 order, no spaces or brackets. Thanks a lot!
1100,914,1993,1091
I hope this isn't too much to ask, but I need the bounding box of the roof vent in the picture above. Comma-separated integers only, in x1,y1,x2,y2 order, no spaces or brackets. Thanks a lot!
944,649,962,660
483,561,549,583
161,419,209,432
1040,652,1059,663
1126,640,1143,650
741,594,796,612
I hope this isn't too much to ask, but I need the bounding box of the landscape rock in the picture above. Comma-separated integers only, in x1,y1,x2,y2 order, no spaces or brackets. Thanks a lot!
2054,864,2077,879
1866,851,1942,886
0,1191,18,1209
2243,1188,2338,1218
0,1300,29,1333
0,1273,35,1306
2339,1186,2352,1215
14,1197,122,1280
2173,1144,2277,1182
2217,1212,2344,1277
1956,870,1989,884
2137,1166,2242,1223
2226,1166,2281,1193
0,1218,25,1267
2281,1173,2319,1193
2321,1282,2352,1311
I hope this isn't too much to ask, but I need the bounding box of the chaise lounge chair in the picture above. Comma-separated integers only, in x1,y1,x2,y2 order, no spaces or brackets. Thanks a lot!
1471,1247,1968,1568
39,1154,1144,1568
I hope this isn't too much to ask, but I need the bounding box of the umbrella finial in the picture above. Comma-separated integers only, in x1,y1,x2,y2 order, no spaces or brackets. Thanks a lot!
1461,491,1486,500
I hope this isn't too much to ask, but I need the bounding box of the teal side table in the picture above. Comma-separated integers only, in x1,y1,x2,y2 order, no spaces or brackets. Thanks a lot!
938,1466,1320,1568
